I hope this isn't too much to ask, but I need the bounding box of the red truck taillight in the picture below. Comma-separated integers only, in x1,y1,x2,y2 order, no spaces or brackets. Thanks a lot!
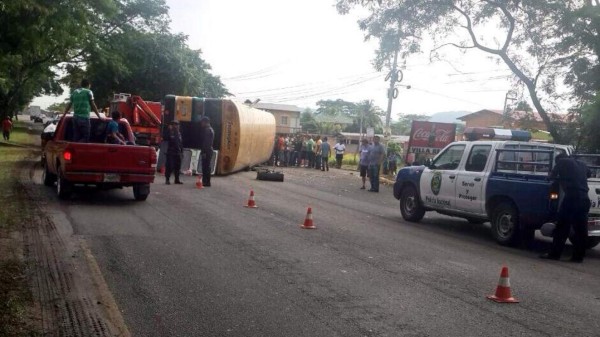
150,149,157,168
63,150,72,162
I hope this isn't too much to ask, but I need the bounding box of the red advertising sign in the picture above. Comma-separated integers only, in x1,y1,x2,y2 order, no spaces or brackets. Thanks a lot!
406,121,456,164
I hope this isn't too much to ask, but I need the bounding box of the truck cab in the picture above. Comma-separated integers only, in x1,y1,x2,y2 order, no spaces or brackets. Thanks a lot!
394,128,600,248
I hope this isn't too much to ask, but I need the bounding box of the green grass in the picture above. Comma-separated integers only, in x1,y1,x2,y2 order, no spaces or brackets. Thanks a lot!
0,125,40,336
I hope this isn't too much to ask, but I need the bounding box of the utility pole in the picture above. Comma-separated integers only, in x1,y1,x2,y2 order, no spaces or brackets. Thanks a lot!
502,90,518,127
384,48,400,146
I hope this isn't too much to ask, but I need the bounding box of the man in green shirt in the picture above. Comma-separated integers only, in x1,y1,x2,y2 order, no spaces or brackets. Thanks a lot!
63,79,102,142
306,136,315,168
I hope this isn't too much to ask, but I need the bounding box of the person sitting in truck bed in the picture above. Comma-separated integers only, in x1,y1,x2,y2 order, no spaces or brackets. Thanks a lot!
106,111,127,145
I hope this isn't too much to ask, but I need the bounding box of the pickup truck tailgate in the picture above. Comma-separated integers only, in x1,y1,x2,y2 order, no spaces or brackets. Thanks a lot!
67,143,154,173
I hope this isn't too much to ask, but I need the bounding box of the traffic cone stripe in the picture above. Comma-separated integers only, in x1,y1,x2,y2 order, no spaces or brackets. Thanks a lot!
244,190,258,208
300,207,316,229
487,266,519,303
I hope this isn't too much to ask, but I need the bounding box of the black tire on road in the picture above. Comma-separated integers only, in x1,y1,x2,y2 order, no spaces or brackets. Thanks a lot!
133,183,150,201
56,169,72,200
400,185,425,222
43,164,56,187
491,202,520,246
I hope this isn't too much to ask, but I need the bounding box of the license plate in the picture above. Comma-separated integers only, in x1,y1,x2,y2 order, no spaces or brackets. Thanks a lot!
103,173,120,182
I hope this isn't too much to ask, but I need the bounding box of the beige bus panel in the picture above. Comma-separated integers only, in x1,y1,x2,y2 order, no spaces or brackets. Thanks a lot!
175,96,193,122
217,100,276,175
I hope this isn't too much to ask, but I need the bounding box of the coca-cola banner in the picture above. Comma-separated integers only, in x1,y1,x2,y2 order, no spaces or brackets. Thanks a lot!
406,121,456,164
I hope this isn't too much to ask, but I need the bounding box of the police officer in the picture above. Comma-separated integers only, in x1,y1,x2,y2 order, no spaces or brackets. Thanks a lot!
541,153,591,262
200,117,215,187
165,120,183,185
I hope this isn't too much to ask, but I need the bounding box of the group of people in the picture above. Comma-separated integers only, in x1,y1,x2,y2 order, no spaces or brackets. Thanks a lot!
272,135,347,171
163,117,214,187
62,79,216,187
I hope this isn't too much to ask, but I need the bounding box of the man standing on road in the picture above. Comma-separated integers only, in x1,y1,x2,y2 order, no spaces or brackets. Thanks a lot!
541,153,591,262
306,136,315,168
200,116,215,187
358,138,370,189
367,136,386,192
314,136,322,170
165,120,183,185
334,140,346,169
63,79,102,142
2,116,12,141
320,137,331,171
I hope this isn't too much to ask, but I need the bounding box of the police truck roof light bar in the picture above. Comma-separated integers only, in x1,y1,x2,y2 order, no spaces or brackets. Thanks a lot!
463,127,531,142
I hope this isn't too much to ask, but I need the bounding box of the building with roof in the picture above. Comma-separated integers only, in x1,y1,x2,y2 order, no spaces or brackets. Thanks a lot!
458,109,550,131
254,102,302,134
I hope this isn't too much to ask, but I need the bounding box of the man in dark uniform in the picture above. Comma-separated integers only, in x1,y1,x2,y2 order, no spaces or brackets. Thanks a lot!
165,120,183,185
200,117,215,187
541,153,591,262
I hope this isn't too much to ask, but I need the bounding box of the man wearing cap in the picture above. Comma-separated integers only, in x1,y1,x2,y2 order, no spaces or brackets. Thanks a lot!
200,117,215,187
165,120,183,185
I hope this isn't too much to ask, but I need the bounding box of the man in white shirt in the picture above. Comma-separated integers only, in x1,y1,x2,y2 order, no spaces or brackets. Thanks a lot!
333,140,346,169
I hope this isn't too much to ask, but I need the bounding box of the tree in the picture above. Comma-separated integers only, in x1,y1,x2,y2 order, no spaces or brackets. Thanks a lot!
47,102,69,112
336,0,599,144
0,0,171,118
300,108,318,133
348,99,384,133
78,30,228,108
315,99,357,116
391,114,430,135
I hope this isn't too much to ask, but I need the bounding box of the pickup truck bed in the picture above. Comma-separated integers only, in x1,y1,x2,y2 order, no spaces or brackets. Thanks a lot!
42,115,157,200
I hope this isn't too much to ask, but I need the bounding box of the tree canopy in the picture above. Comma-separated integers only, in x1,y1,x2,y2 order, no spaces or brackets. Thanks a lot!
0,0,227,117
336,0,600,144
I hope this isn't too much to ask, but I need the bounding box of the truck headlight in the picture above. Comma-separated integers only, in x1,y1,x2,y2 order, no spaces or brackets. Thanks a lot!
550,192,559,200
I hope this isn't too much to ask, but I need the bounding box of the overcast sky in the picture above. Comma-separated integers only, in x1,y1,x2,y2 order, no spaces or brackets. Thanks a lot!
33,0,520,117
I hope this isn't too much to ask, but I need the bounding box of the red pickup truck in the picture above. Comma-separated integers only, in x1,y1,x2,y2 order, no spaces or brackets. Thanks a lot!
42,115,157,200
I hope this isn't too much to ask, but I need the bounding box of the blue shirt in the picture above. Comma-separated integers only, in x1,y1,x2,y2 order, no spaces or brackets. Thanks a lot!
107,120,119,133
321,142,331,157
368,143,386,166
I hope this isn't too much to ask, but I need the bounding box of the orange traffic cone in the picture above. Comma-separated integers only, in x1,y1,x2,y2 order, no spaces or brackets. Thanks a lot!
244,190,258,208
195,175,204,189
487,266,519,303
300,207,316,229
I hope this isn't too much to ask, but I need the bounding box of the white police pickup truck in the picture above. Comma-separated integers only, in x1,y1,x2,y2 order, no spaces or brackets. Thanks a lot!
393,128,600,248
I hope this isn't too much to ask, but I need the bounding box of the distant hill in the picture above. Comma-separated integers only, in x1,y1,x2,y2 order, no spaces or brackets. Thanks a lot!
428,111,470,124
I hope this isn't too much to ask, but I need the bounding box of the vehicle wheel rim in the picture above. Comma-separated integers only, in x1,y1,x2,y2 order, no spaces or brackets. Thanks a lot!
404,196,416,215
497,212,514,239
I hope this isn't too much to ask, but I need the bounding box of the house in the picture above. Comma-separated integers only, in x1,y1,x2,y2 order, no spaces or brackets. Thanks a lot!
254,102,302,134
458,109,548,131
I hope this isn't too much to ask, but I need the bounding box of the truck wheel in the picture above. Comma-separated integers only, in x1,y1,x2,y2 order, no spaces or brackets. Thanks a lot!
568,236,600,250
491,202,520,246
42,164,56,187
56,170,72,200
400,185,425,222
133,183,150,201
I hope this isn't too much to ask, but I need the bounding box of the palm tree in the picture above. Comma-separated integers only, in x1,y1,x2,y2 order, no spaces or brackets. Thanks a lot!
354,100,383,136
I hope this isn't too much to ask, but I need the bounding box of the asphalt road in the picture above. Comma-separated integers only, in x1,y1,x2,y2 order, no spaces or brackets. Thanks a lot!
31,163,600,337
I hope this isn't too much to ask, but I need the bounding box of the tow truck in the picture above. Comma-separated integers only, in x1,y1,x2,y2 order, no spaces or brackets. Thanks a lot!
110,93,162,146
393,127,600,248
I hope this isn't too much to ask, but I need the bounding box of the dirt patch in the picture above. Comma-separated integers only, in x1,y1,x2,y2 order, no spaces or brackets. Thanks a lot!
1,123,130,336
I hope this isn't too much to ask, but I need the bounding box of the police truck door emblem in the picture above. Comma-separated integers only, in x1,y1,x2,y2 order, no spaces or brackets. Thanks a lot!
431,171,442,195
